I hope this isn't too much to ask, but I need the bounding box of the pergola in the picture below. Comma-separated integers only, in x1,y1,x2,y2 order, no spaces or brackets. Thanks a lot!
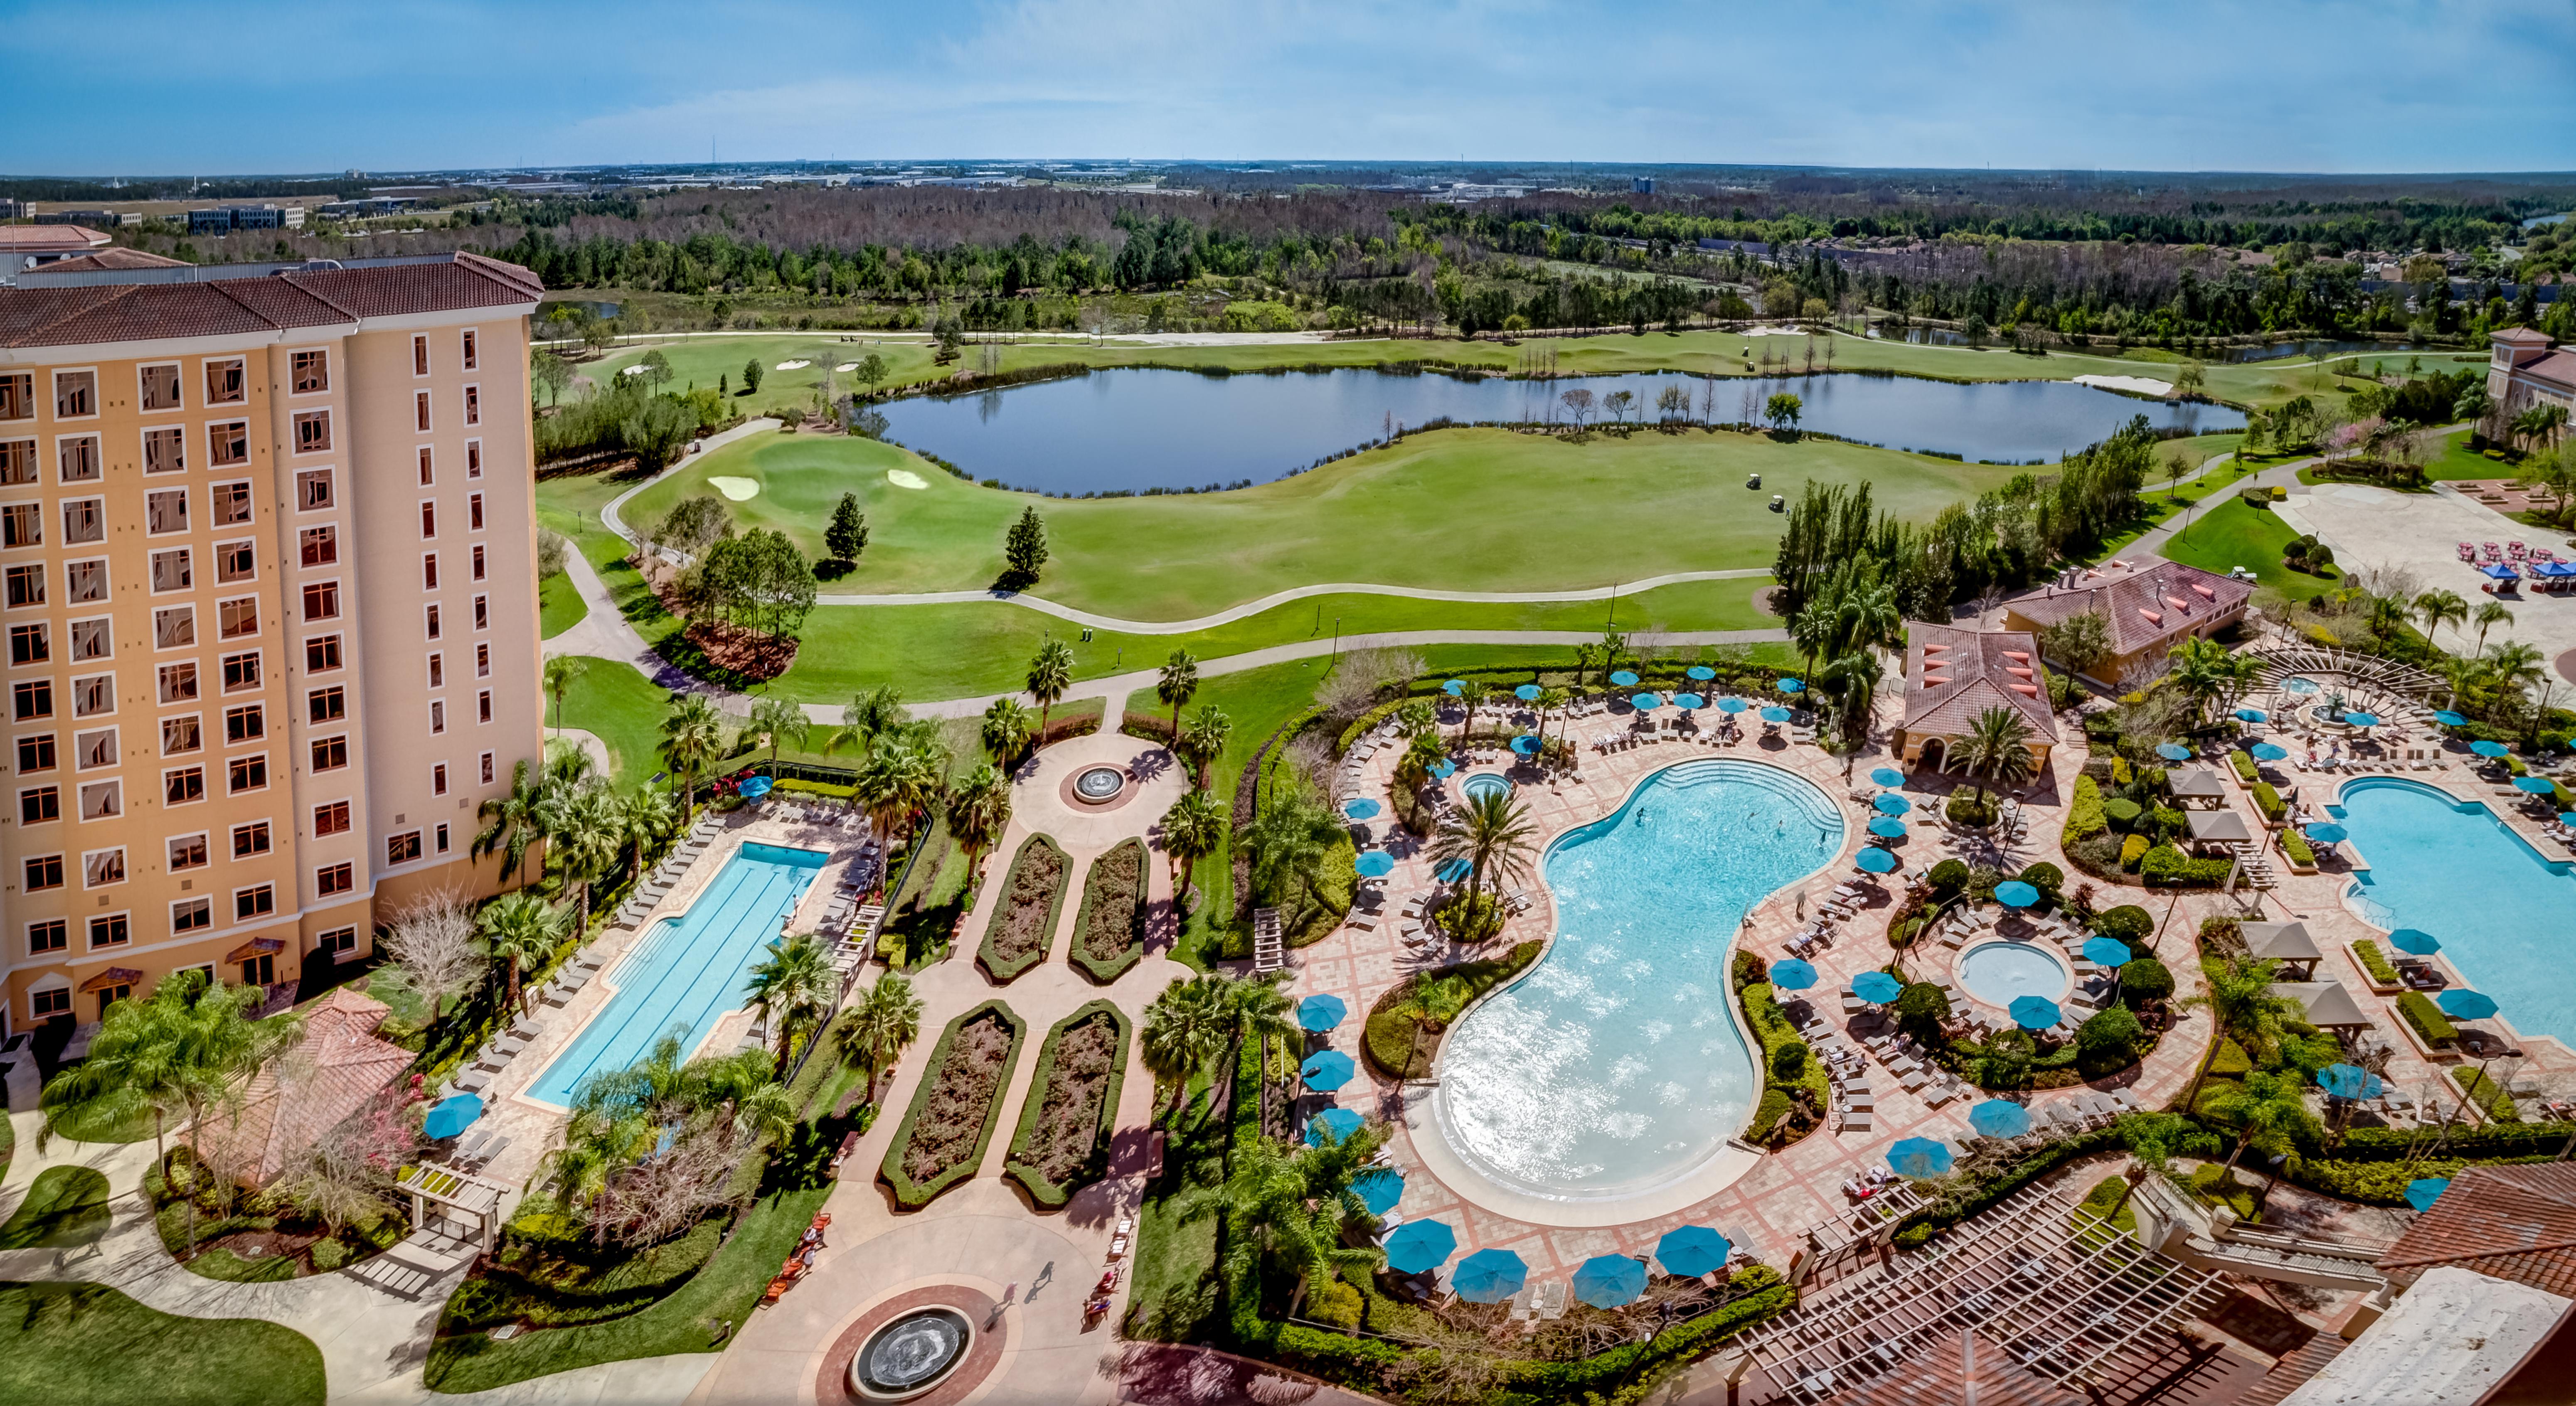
394,1163,508,1255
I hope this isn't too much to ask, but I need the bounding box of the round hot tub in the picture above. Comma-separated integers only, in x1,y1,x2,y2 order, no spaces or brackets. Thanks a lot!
1461,772,1514,804
850,1307,976,1401
1073,766,1127,802
1957,940,2073,1008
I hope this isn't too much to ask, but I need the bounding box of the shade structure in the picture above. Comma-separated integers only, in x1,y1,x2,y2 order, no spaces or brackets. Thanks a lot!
1298,993,1349,1031
737,775,774,801
2388,928,2441,955
2083,937,2133,967
1443,679,1466,696
1571,1255,1648,1308
1871,767,1906,787
1353,1167,1404,1217
1434,857,1473,883
1654,1226,1731,1278
1856,847,1900,874
2483,563,2520,580
1609,670,1640,687
1384,1219,1457,1273
1354,850,1395,878
2405,1178,2452,1212
1428,759,1458,779
1968,1099,2032,1138
1452,1248,1529,1304
423,1094,484,1141
2251,743,2290,762
1760,706,1795,723
2436,989,2500,1021
1716,697,1749,714
2234,708,2270,723
2317,1064,2383,1101
1869,816,1909,839
2513,775,2559,794
2473,740,2512,758
1631,693,1663,711
1874,792,1912,815
1778,677,1806,693
1672,693,1706,710
1341,797,1382,821
2433,710,2469,727
2155,742,2194,762
1687,666,1717,682
1994,880,2040,909
2345,712,2381,728
1768,958,1818,991
1515,683,1543,701
1852,971,1904,1004
2009,995,2063,1030
1511,735,1544,756
2304,823,2347,845
1306,1108,1365,1146
1887,1136,1955,1178
1300,1050,1357,1091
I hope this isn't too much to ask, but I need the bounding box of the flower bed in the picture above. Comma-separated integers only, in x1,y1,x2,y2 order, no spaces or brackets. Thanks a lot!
1359,941,1541,1079
1070,838,1148,984
881,1001,1028,1209
1005,1001,1132,1207
977,834,1069,983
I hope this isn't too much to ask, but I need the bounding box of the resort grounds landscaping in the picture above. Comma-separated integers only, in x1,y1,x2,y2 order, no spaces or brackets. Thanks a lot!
977,836,1069,982
879,1002,1029,1209
1003,1000,1131,1206
0,1281,327,1406
1069,838,1150,982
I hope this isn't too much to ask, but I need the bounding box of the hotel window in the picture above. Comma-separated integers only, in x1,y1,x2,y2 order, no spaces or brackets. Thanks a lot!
227,753,267,794
0,374,30,420
215,542,256,585
414,390,431,432
385,833,422,867
61,497,103,544
89,913,130,950
418,447,434,485
424,604,441,640
306,685,344,724
73,726,116,770
217,597,259,639
58,435,101,482
419,501,436,538
465,439,482,479
475,643,489,678
0,438,32,484
422,553,438,590
24,853,63,892
172,898,212,934
471,544,486,581
292,410,331,455
158,661,198,704
209,420,249,468
150,548,192,593
54,371,97,419
432,762,448,796
480,751,495,785
19,785,59,823
463,385,480,425
84,848,126,888
2,501,41,547
224,703,263,745
473,595,488,631
64,560,104,604
140,363,182,411
221,649,261,691
313,799,351,836
15,732,54,772
429,699,445,734
296,468,334,512
303,635,341,672
161,715,200,755
163,766,204,806
310,735,347,772
153,605,195,649
468,492,485,531
12,678,52,720
70,674,113,716
461,329,479,370
435,821,450,853
77,779,121,820
290,349,329,395
30,984,71,1017
427,652,443,688
231,820,271,858
7,622,44,665
66,617,108,662
144,425,185,473
169,834,208,871
301,580,340,622
321,925,357,956
205,359,245,405
412,336,429,376
299,526,337,567
234,885,275,921
146,487,188,534
319,860,357,895
477,689,492,724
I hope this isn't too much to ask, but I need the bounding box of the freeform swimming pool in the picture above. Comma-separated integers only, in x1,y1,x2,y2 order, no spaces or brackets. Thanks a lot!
2335,779,2576,1047
527,843,829,1106
1958,941,2071,1008
1432,760,1844,1202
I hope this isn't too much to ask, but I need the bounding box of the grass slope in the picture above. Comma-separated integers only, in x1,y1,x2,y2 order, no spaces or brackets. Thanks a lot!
2163,498,2339,597
0,1281,325,1406
0,1167,112,1249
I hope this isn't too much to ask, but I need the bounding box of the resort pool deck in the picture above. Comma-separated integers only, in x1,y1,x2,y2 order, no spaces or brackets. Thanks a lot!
525,842,829,1106
2334,778,2576,1047
1431,759,1844,1206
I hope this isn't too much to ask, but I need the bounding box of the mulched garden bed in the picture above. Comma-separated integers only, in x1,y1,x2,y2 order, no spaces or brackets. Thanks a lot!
978,835,1068,983
1005,1002,1131,1207
1070,839,1148,983
882,1002,1027,1208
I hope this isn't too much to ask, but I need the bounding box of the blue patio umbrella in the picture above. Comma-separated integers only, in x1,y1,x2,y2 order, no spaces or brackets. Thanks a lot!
2234,708,2270,723
1631,693,1663,711
1306,1108,1365,1146
1761,706,1794,723
1353,1167,1404,1217
2433,710,2469,727
1887,1136,1955,1178
1869,816,1909,839
2483,563,2520,581
2155,742,2194,762
1301,1050,1357,1091
738,775,773,800
1672,693,1706,710
2304,823,2347,845
1298,993,1348,1032
1687,666,1717,682
1871,767,1906,787
1512,735,1543,756
1443,679,1466,696
1654,1227,1731,1279
1342,797,1382,820
423,1094,483,1141
2345,712,2381,728
2473,740,2512,758
1435,857,1474,883
1875,793,1912,815
2564,812,2576,828
1852,971,1905,1004
1571,1255,1648,1308
2389,928,2441,955
2083,937,2133,968
2513,775,2558,794
2010,995,2063,1030
1768,958,1819,991
1856,847,1900,874
1610,670,1640,687
2404,1178,2451,1212
1355,850,1396,879
2317,1064,2383,1101
1453,1248,1529,1304
1384,1219,1457,1274
1994,880,2040,909
1778,677,1805,694
2437,989,2500,1021
1515,683,1543,702
2251,742,2290,762
1716,697,1749,714
1428,758,1457,779
1968,1099,2032,1138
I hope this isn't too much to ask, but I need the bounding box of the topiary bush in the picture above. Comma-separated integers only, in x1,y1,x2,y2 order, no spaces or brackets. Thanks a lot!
2351,940,2399,986
2283,828,2316,867
1946,790,1999,827
2096,905,2154,944
2074,1006,2146,1077
2229,750,2258,782
2250,782,2284,823
1926,859,1970,898
1893,981,1952,1045
2065,776,2107,840
2398,991,2458,1047
2118,834,2151,870
2120,956,2174,1006
2102,797,2143,829
2017,862,2064,905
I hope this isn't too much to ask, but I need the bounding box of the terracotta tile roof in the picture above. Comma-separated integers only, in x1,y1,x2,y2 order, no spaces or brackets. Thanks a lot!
2493,327,2555,346
0,253,540,349
79,966,142,992
2003,560,2254,664
2517,351,2576,391
0,224,111,252
33,248,189,273
1898,621,2060,742
196,993,408,1188
2379,1164,2576,1297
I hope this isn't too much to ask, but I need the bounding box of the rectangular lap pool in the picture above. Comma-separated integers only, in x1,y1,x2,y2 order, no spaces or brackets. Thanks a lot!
525,843,829,1107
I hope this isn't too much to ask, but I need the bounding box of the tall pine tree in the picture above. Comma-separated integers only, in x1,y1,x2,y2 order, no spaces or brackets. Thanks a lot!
825,493,868,565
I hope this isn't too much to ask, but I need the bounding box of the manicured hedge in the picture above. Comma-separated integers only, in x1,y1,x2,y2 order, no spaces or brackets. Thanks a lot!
2250,782,2284,823
2455,1066,2520,1123
1359,941,1539,1079
2229,750,2258,782
1069,838,1148,983
1005,1000,1132,1207
2350,939,2399,986
880,1000,1028,1209
2064,776,2107,840
2397,990,2458,1046
977,834,1069,983
2282,828,2316,867
1741,982,1829,1147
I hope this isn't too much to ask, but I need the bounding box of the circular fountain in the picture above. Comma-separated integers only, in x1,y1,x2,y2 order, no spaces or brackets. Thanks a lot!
848,1308,975,1401
1072,765,1127,804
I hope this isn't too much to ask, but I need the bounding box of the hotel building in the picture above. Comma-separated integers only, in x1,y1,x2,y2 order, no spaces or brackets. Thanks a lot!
1,253,546,1044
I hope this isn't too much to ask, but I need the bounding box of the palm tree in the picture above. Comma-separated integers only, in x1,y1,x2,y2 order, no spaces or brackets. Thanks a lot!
473,759,554,885
543,655,589,737
1393,698,1438,740
658,693,728,818
824,685,908,761
1160,788,1228,907
837,972,924,1093
979,696,1034,769
1241,787,1342,929
2413,589,2470,648
480,891,571,1015
548,784,626,920
1953,705,2039,806
1394,730,1445,797
944,762,1013,878
1213,1116,1392,1287
609,788,679,882
749,695,808,771
2474,600,2515,654
1430,789,1539,929
1458,679,1492,745
1535,685,1571,757
2167,637,2260,728
1218,970,1300,1070
2203,1069,2318,1184
1026,640,1074,737
1819,648,1882,756
1157,648,1200,741
1140,975,1232,1122
743,933,838,1077
38,971,202,1162
1176,703,1232,789
856,732,949,846
2178,955,2300,1112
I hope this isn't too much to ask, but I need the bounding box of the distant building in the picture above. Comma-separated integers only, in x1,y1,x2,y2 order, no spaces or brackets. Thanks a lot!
0,223,112,270
2002,559,2253,687
184,205,295,234
2489,327,2576,422
1631,177,1655,195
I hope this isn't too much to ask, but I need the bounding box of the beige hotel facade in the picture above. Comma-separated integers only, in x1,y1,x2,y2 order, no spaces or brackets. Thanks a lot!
1,253,547,1041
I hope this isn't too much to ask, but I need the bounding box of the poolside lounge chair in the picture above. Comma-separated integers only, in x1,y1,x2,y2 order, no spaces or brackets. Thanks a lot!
454,1068,493,1094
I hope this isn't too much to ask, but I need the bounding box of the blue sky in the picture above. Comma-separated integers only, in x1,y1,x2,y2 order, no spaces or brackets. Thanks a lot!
3,0,2571,176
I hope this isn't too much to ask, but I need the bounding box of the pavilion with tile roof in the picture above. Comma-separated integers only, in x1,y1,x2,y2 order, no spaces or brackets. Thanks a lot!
2002,559,2254,687
196,986,414,1189
1890,621,2059,773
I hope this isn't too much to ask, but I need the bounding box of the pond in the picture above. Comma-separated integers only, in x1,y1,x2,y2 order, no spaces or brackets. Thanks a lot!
875,366,2241,495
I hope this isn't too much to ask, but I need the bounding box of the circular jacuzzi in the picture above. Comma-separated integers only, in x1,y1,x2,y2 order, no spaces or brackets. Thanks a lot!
2281,675,2322,697
850,1307,975,1401
1461,772,1513,804
1957,940,2072,1008
1072,766,1126,802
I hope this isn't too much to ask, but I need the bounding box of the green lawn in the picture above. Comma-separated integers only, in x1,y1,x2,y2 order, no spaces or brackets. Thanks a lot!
0,1166,112,1249
549,656,674,790
2161,497,2337,596
538,572,588,639
0,1281,325,1406
2426,428,2525,482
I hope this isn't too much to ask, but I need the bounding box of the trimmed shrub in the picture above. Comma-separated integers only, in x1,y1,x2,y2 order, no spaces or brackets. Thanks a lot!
1946,790,1999,827
2250,782,2284,823
2398,991,2459,1047
1742,983,1829,1147
978,835,1069,983
1359,941,1539,1079
2229,750,2258,782
1069,838,1147,983
2018,862,2064,905
2120,956,2174,1006
2118,834,2151,869
1926,859,1970,897
2455,1066,2520,1123
1893,981,1952,1046
2076,1006,2146,1077
2283,828,2316,867
2065,776,2107,840
2351,940,2399,986
2207,1038,2252,1076
1005,1000,1131,1207
882,1001,1028,1209
2103,797,2144,828
2096,905,2154,944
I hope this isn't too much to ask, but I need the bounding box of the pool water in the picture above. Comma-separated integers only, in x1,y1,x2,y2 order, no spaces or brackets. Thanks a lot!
1958,941,2071,1007
2335,779,2576,1046
1461,773,1513,804
1433,760,1843,1201
527,843,829,1106
2282,676,2322,696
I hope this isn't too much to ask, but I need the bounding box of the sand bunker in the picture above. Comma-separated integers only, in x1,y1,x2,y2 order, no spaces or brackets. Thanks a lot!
775,359,813,371
2075,374,2175,397
1742,325,1810,337
886,469,928,490
708,477,760,501
621,364,650,376
835,362,860,372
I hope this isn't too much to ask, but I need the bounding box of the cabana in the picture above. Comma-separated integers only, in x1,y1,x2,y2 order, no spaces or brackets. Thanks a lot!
2167,769,2230,809
2241,920,2322,980
2271,980,2372,1034
2183,808,2254,850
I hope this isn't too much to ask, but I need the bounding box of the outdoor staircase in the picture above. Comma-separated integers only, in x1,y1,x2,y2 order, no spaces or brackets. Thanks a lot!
2135,1176,2390,1295
1253,907,1285,972
2231,841,2279,889
345,1223,477,1300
